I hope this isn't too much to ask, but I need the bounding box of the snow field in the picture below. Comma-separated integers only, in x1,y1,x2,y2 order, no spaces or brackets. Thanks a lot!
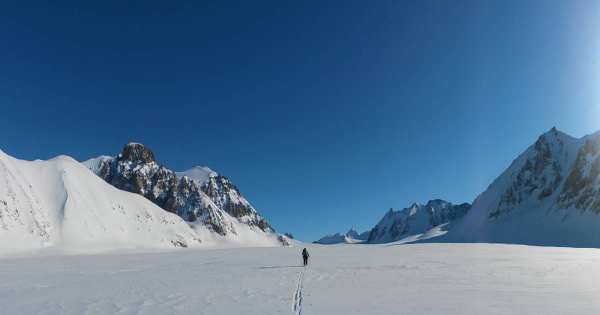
1,243,599,314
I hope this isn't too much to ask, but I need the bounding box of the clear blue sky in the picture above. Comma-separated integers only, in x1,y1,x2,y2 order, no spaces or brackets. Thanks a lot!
1,1,600,242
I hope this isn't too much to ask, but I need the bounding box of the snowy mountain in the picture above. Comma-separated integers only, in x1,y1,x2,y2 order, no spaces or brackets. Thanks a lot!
176,166,272,231
346,228,369,240
437,128,600,247
367,200,471,243
83,143,278,245
314,228,369,244
0,148,202,253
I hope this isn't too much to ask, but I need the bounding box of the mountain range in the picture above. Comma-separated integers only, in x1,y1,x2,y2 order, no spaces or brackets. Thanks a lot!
315,128,600,248
4,127,600,253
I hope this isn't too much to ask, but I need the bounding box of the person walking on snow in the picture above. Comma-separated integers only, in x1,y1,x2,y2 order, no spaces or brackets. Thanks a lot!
302,248,310,266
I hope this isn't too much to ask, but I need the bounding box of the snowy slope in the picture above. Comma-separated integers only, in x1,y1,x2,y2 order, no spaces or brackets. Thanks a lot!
437,128,600,247
0,149,202,254
367,199,470,243
81,155,113,174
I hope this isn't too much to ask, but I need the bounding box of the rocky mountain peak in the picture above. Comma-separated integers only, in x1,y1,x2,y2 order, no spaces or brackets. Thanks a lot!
89,143,276,238
346,228,359,238
120,142,155,163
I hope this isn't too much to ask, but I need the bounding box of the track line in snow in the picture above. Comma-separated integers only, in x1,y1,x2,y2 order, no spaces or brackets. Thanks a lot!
292,267,305,315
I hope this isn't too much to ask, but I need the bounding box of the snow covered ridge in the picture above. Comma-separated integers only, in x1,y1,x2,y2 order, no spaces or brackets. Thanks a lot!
314,228,369,244
367,199,471,243
83,142,278,243
0,149,202,253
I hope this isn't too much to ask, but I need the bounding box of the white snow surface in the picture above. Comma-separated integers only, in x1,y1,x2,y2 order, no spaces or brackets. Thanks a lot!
175,166,217,186
1,243,599,314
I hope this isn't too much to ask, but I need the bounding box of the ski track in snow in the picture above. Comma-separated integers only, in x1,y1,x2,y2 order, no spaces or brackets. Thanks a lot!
292,267,305,315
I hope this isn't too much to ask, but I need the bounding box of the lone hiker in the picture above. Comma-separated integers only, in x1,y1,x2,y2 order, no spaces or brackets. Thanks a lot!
302,248,310,266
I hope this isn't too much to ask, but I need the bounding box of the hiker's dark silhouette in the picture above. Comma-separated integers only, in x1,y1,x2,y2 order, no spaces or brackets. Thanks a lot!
302,248,310,266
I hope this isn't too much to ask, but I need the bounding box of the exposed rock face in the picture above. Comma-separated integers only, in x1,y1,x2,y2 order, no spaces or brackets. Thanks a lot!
367,200,470,243
91,143,274,237
490,128,565,218
120,143,155,164
278,234,291,246
201,174,272,232
479,127,600,220
556,133,600,214
283,232,294,239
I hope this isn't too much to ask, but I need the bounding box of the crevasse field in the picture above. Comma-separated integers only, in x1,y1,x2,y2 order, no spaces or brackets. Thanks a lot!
1,243,599,315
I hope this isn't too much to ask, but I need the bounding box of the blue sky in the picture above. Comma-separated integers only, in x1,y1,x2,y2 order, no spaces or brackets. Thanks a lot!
1,1,600,241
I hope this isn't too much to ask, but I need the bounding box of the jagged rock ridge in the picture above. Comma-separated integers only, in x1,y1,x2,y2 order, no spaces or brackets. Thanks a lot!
87,143,274,237
367,199,471,243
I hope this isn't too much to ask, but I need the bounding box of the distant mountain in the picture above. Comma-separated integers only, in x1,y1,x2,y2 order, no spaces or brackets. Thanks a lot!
367,200,471,243
314,227,369,244
83,143,278,246
346,228,369,240
437,128,600,247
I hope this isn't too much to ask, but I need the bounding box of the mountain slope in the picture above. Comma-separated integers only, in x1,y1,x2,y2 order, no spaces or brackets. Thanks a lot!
367,200,471,243
437,128,600,247
0,149,202,254
83,143,278,246
176,167,272,232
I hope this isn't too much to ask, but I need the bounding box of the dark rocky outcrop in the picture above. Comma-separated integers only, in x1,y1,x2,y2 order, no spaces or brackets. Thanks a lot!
93,142,275,236
98,143,235,235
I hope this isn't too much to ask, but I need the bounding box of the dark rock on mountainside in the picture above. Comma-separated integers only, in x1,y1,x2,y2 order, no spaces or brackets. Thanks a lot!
96,143,273,236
